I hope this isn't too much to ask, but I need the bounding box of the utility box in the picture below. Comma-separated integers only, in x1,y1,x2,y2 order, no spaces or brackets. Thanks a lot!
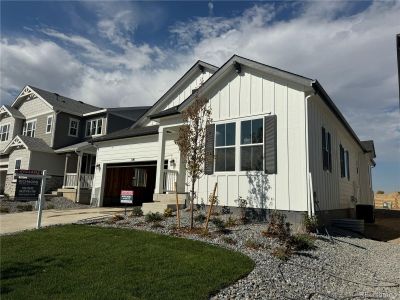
356,204,375,223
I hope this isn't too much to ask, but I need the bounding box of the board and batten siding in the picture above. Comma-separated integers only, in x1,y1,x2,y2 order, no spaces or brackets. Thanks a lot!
194,67,309,212
307,95,373,211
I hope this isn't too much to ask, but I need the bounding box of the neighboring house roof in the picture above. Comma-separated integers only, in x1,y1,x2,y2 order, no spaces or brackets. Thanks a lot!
0,105,25,119
133,60,218,128
148,105,180,119
2,135,54,154
54,141,96,153
91,125,159,143
82,106,150,120
361,140,376,158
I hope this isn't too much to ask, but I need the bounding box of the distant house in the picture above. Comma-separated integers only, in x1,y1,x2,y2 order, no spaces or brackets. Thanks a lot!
0,85,148,203
90,55,376,224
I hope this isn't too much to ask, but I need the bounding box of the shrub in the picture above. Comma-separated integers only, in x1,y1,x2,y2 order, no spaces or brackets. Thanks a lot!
225,216,237,227
272,246,292,261
145,212,164,223
244,239,262,250
221,236,237,245
0,207,10,213
262,210,291,242
221,206,230,215
289,234,316,251
376,190,384,194
131,207,143,217
211,217,226,231
151,222,165,229
112,214,125,222
47,204,55,210
163,208,173,218
235,196,248,220
302,213,318,233
17,204,33,211
194,213,206,223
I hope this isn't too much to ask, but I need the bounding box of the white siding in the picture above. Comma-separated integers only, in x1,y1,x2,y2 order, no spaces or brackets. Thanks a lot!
307,95,373,210
195,67,308,212
17,97,52,118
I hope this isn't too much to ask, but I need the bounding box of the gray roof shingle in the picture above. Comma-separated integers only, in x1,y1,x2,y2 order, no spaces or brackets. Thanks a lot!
17,135,54,153
28,86,101,116
92,125,159,143
2,105,25,119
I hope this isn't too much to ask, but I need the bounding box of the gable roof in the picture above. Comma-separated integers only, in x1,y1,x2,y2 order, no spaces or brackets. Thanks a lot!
0,105,25,119
2,135,54,154
132,60,218,128
91,125,159,143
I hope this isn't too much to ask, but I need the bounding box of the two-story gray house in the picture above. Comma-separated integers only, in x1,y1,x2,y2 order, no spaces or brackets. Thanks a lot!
0,85,149,203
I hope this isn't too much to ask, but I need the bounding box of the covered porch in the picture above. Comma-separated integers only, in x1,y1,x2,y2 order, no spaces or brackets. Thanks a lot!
55,141,97,204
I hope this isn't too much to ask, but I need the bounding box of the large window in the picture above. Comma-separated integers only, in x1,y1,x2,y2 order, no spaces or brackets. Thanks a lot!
322,127,332,172
22,120,36,137
86,118,103,136
46,115,53,134
69,118,79,137
0,124,10,141
215,122,235,172
240,118,263,171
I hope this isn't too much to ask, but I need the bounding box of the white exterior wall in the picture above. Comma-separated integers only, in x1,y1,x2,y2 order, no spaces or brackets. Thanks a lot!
195,67,309,212
164,71,213,110
307,95,373,211
7,149,31,174
18,97,52,118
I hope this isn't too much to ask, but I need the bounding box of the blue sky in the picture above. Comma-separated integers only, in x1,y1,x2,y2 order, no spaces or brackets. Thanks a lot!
1,1,399,192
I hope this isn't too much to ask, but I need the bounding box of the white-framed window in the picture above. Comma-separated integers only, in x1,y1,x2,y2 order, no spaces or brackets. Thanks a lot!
240,118,263,171
0,123,10,141
46,115,53,134
14,159,21,171
68,118,79,137
215,122,236,172
85,118,103,136
22,120,37,137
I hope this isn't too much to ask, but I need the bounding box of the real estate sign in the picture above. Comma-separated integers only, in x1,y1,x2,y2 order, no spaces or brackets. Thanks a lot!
15,177,41,199
120,190,134,204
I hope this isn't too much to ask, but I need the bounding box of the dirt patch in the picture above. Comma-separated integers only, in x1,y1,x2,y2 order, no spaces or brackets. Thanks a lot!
364,209,400,244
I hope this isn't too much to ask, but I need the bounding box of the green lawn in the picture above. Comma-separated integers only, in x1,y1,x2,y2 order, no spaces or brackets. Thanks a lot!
0,225,254,300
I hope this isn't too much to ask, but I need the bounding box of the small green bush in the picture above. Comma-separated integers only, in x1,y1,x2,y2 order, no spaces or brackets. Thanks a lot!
289,234,316,251
163,208,173,218
0,207,10,213
272,246,292,261
194,213,206,223
145,212,164,223
302,213,318,233
131,207,143,217
262,210,291,242
221,236,237,245
17,204,33,211
244,239,262,250
211,217,226,231
376,190,384,194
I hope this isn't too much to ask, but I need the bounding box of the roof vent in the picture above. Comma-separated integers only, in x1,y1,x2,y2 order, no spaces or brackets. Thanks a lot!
54,93,60,101
78,101,84,104
198,65,205,73
234,62,241,74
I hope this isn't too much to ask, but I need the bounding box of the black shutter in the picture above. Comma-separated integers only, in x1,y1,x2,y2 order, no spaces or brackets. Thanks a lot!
340,144,345,177
345,150,350,180
327,132,332,172
204,124,215,175
264,115,277,174
322,127,327,170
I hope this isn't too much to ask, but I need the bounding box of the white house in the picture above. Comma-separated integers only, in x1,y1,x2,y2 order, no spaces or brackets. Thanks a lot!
90,55,376,224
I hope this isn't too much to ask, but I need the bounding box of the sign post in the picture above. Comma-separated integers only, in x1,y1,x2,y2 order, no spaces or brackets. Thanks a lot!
120,190,134,216
14,169,48,229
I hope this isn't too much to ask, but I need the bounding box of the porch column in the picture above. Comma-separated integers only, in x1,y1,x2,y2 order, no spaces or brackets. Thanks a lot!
76,152,83,203
63,154,70,188
154,128,166,194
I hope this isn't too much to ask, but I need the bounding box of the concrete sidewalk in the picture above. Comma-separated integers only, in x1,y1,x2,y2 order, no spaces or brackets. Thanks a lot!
0,207,126,235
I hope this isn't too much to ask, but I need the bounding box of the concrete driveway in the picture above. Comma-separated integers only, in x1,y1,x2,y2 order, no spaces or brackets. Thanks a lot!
0,207,126,235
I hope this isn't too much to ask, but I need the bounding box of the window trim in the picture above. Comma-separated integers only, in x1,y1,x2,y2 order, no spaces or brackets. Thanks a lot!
68,118,79,137
45,115,53,134
14,158,22,172
0,123,10,142
85,118,103,137
214,122,236,172
240,118,264,171
22,119,37,137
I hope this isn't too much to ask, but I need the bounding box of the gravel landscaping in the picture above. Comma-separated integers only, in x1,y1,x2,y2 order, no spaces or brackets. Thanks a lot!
0,196,88,213
78,208,400,299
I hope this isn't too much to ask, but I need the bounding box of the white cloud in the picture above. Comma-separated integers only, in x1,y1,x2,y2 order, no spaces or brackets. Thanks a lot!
1,1,399,166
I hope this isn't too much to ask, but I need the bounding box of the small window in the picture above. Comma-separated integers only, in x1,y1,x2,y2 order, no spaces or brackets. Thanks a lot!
240,119,263,171
22,120,36,137
340,144,350,180
86,118,103,136
345,150,350,180
46,116,53,133
322,127,332,172
215,123,236,172
15,159,21,171
132,168,147,187
69,118,79,137
0,124,10,141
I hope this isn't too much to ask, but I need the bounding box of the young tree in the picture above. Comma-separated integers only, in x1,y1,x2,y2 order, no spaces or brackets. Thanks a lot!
175,94,211,229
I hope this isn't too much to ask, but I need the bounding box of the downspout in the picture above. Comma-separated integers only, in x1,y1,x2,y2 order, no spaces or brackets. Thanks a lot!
305,92,315,217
